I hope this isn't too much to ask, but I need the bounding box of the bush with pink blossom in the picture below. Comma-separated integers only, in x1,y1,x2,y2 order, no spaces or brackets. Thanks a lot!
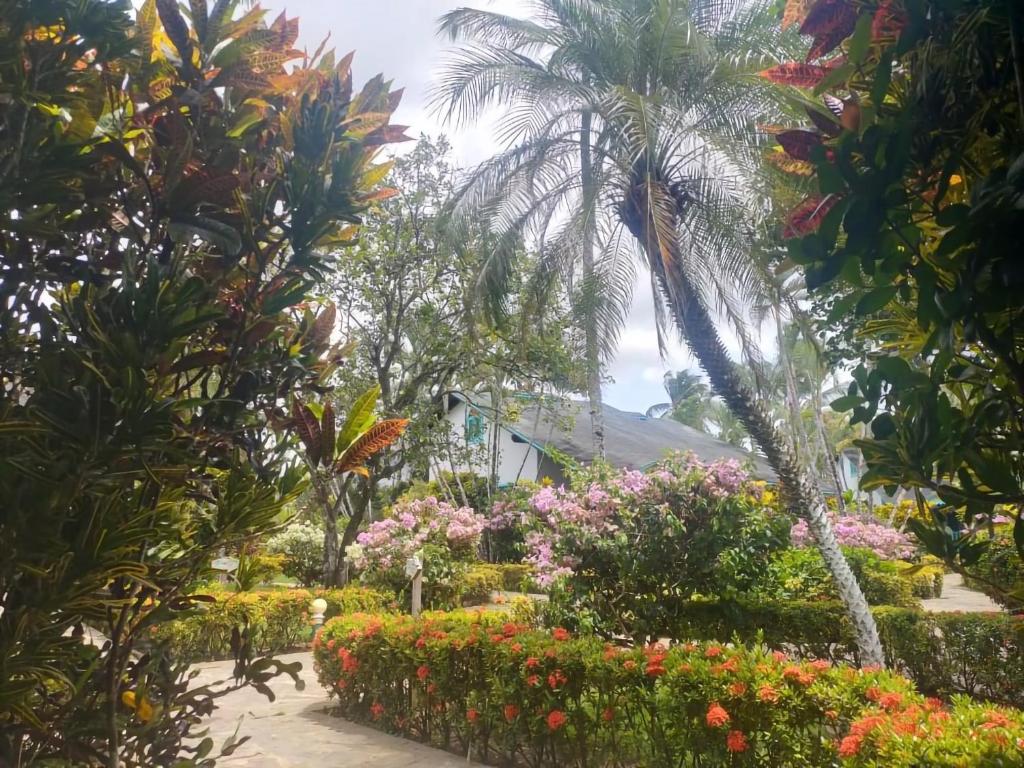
502,453,792,639
789,516,916,561
347,497,486,607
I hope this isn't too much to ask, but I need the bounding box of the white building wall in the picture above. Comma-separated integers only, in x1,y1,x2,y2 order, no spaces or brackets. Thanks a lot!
433,400,538,486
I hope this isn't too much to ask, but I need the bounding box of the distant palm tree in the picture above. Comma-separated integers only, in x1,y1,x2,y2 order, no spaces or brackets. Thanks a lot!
647,370,710,429
435,0,884,664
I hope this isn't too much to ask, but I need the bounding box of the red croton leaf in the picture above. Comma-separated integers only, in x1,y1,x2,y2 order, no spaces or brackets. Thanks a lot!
805,106,840,137
776,129,823,161
800,0,858,62
759,63,833,88
292,399,322,466
871,0,907,41
783,195,841,239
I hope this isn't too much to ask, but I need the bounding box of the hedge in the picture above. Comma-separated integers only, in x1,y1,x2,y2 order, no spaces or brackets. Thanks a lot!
660,600,1024,708
313,612,1024,767
149,586,393,662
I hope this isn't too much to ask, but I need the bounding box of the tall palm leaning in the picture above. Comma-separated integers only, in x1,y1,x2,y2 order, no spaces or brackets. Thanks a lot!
434,0,885,665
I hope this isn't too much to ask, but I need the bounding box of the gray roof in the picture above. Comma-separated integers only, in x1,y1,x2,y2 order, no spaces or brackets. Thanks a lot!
451,392,778,483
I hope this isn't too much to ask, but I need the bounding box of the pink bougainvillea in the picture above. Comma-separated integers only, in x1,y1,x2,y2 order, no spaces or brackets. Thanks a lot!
789,516,915,560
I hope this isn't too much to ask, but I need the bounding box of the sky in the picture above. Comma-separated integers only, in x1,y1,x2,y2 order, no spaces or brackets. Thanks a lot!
268,0,712,413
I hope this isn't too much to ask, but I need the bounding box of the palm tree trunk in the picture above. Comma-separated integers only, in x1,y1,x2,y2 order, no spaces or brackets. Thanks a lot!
580,110,606,459
621,185,885,667
672,279,883,666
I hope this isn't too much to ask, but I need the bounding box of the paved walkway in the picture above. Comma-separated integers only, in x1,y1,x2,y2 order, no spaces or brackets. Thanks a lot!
921,573,1004,613
193,652,473,768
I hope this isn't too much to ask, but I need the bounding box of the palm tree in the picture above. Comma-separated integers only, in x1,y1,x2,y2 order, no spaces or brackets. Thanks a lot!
647,369,711,429
434,0,885,664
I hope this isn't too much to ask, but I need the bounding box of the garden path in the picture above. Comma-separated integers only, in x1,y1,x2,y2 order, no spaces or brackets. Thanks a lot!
921,573,1003,613
193,651,475,768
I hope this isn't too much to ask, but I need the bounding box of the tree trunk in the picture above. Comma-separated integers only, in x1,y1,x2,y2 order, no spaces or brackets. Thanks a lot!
672,279,884,666
621,186,885,666
322,501,340,586
580,110,606,459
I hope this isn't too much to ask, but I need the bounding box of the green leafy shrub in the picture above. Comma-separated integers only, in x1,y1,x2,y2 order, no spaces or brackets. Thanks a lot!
494,563,536,592
966,529,1024,609
150,587,392,663
458,565,503,605
313,612,1024,767
266,522,334,586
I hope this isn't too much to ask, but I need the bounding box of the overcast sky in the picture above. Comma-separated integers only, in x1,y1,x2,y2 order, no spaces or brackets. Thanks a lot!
269,0,710,413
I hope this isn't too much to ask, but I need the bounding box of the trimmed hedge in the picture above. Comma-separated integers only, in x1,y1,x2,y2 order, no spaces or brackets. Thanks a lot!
313,612,1024,767
660,600,1024,708
150,586,392,662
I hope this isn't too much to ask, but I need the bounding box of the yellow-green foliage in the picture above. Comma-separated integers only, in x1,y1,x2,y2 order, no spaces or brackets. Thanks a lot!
150,586,393,662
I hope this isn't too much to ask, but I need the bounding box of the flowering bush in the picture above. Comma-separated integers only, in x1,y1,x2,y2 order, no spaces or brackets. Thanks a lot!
504,454,790,638
347,497,486,607
657,598,1024,708
313,611,1024,767
790,515,916,561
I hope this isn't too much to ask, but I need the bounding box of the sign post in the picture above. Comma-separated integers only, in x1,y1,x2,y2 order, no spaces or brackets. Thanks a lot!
405,553,423,617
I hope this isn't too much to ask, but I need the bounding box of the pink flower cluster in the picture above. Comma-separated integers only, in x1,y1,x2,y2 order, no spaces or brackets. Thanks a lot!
790,516,916,560
350,497,486,573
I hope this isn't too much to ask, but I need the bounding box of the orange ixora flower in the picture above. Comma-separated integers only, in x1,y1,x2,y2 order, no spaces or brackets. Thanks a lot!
504,704,520,722
466,708,479,723
552,627,571,641
546,710,567,731
416,665,429,682
370,702,384,720
705,646,723,658
757,683,780,703
726,730,749,753
728,682,748,697
838,734,861,757
706,702,730,728
601,707,615,722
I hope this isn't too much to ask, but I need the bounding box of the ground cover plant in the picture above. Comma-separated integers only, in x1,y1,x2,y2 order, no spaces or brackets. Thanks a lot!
313,611,1024,767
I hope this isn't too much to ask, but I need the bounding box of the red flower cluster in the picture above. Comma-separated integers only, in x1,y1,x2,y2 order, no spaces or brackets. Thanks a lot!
726,729,749,753
504,704,520,722
547,669,567,689
416,665,429,682
552,627,571,641
546,710,567,731
706,702,730,728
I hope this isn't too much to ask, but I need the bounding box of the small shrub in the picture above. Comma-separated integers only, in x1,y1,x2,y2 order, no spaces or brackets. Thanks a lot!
459,564,503,605
313,612,1024,767
266,522,333,586
150,586,392,662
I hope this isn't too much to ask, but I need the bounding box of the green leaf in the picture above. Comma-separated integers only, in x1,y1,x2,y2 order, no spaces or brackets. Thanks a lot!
848,12,874,65
168,217,242,256
829,395,862,412
855,286,897,316
337,386,381,452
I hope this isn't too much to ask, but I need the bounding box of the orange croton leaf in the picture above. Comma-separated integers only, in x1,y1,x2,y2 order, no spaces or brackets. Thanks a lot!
781,0,813,30
756,123,789,135
776,129,823,161
334,418,409,474
783,195,840,239
759,63,833,88
766,151,815,176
